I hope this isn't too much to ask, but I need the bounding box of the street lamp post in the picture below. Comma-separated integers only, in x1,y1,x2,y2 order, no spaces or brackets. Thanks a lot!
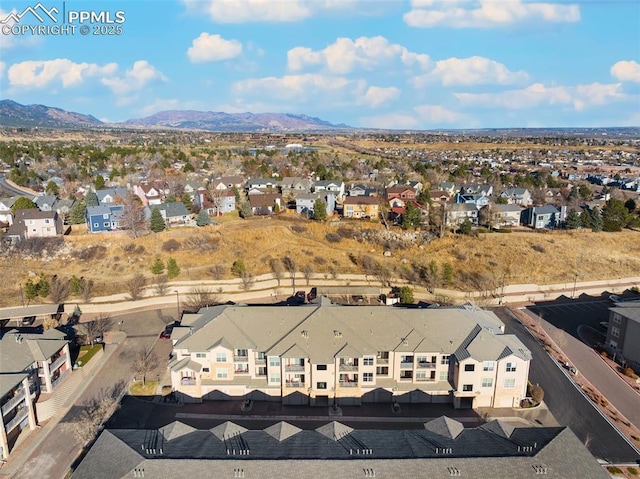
174,290,180,321
572,274,578,299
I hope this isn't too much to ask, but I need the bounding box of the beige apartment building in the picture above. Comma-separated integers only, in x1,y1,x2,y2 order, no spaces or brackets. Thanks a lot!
169,300,530,409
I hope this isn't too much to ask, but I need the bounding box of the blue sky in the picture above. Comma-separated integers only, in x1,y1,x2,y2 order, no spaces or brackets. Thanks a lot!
1,0,639,129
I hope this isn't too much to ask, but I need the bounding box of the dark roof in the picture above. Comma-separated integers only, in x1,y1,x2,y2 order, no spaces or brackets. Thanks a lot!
14,208,58,220
72,419,608,479
248,193,282,208
343,196,379,205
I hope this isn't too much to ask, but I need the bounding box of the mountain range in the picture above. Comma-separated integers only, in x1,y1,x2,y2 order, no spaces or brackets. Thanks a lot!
0,99,351,132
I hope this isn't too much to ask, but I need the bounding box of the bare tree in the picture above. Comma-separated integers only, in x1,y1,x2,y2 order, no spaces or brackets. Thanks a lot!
183,287,220,311
301,264,314,285
208,264,226,280
282,256,297,294
270,258,284,286
80,320,100,345
206,180,228,217
94,313,113,338
240,271,255,291
49,276,70,303
81,278,94,302
127,273,146,300
375,264,393,288
118,193,147,238
154,274,169,295
132,345,158,386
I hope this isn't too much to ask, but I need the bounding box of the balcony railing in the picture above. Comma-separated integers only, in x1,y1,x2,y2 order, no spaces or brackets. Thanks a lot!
1,389,26,415
284,364,305,372
417,362,436,369
51,369,70,390
233,355,248,362
285,381,304,388
416,377,436,382
376,358,389,364
254,358,266,365
235,369,250,375
50,354,68,372
5,408,28,433
181,378,196,386
339,381,358,388
399,377,413,382
400,361,414,369
339,364,358,372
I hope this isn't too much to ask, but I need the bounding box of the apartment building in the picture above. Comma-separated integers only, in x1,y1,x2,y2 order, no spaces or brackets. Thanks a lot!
605,301,640,368
169,300,530,409
0,329,71,459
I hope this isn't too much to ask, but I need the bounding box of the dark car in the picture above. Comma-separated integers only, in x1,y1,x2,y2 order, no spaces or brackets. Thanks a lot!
307,287,317,302
295,291,306,304
22,316,36,326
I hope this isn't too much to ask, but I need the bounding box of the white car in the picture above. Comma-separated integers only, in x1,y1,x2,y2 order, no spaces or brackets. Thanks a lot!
609,295,621,303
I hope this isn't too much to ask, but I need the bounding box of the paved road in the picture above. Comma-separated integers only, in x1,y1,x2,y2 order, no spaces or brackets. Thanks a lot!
523,307,640,431
0,176,30,197
11,309,173,479
495,308,640,463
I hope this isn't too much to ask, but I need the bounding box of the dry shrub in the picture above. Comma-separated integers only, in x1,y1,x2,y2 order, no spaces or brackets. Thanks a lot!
532,244,546,253
15,237,64,255
337,226,356,238
73,245,107,261
134,245,145,255
162,239,181,252
184,234,220,252
313,256,327,265
291,224,307,234
121,243,136,253
325,233,342,243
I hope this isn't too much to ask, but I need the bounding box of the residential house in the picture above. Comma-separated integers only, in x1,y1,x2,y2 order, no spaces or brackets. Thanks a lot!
85,204,124,233
428,190,452,204
0,329,71,460
54,198,75,222
246,178,277,195
439,182,459,196
5,209,63,243
144,203,191,226
499,188,532,207
444,203,479,227
348,184,377,197
72,419,608,479
248,193,283,215
295,193,336,218
210,176,244,190
481,204,522,228
133,183,167,206
96,188,128,205
0,198,16,227
521,205,565,229
605,301,640,369
314,180,345,200
278,177,312,196
193,189,236,215
461,184,493,197
34,195,57,212
454,193,489,207
183,180,205,196
385,186,417,209
167,301,530,409
342,196,379,219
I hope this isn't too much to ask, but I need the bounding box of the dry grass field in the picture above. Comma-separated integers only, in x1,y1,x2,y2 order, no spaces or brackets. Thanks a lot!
1,214,638,306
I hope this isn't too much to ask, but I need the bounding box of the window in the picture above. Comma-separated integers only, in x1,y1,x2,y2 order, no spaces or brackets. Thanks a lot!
464,364,475,372
611,327,620,338
416,356,428,364
269,374,281,384
481,378,493,388
439,371,448,381
235,349,248,357
196,353,206,358
256,366,267,376
363,372,373,382
506,362,516,372
463,384,473,392
202,367,210,373
269,357,281,367
317,382,327,389
256,352,266,360
216,368,228,379
216,352,227,362
376,366,389,376
363,357,374,366
93,223,99,228
316,364,327,371
441,355,450,365
613,314,621,324
482,361,494,372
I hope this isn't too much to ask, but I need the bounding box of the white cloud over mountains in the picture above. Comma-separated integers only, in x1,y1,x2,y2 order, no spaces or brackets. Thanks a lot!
287,36,430,74
187,33,243,63
404,0,580,28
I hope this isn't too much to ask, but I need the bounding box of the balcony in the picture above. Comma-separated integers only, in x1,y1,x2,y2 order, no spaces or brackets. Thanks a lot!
50,354,68,372
180,378,196,386
416,377,436,382
417,362,436,369
376,358,389,365
235,368,250,375
339,363,358,372
285,381,304,389
51,369,70,390
5,408,28,433
254,357,266,365
339,381,358,388
285,364,305,372
233,355,248,362
1,389,26,415
400,361,414,369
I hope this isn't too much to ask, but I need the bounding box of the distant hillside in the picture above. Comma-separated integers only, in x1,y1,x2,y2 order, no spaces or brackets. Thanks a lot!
121,110,351,132
0,99,103,128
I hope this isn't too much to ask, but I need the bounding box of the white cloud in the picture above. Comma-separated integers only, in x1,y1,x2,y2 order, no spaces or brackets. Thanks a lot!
404,0,580,28
363,86,401,107
183,0,311,23
8,59,118,88
101,60,167,95
415,56,528,87
455,82,625,110
187,33,243,63
611,60,640,83
414,104,462,123
288,36,429,74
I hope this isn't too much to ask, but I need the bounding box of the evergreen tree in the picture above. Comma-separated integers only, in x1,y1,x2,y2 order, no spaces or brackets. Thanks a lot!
149,207,166,233
85,191,99,207
94,175,106,190
564,209,582,229
11,197,36,214
70,275,83,294
151,257,165,275
165,194,176,203
624,198,637,214
313,198,327,221
196,209,211,226
590,207,603,232
181,193,193,210
459,218,472,235
581,207,593,229
166,258,180,279
398,286,414,304
37,274,50,298
442,263,454,287
602,198,629,232
24,279,38,301
231,259,246,277
69,201,87,224
402,202,422,229
45,181,59,196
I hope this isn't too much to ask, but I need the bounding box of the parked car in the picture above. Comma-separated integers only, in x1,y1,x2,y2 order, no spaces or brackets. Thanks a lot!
307,287,317,303
295,291,306,304
609,294,621,303
22,316,35,325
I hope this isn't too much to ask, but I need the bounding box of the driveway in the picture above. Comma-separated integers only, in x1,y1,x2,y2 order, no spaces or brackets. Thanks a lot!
495,307,639,463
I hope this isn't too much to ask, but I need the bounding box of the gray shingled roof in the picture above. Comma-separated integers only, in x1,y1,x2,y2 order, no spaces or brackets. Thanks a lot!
424,417,464,439
0,329,68,374
264,421,302,442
